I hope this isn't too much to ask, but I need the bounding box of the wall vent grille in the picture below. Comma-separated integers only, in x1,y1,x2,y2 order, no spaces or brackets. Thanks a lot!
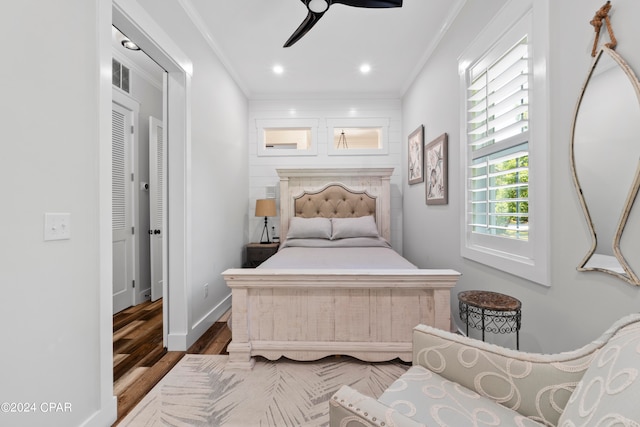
112,58,130,93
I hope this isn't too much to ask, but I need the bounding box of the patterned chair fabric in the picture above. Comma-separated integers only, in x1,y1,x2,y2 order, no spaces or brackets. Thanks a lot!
378,365,544,426
329,314,640,427
558,319,640,426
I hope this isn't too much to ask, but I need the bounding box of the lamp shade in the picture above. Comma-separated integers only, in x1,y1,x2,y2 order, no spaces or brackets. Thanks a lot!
255,199,277,217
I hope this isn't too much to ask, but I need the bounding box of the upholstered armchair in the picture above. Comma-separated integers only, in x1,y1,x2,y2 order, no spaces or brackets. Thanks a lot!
330,314,640,427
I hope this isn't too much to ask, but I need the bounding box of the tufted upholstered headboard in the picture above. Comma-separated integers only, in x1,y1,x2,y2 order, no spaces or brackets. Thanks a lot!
277,168,393,242
293,184,376,220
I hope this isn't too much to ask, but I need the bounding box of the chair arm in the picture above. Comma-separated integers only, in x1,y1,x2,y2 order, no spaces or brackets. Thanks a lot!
329,385,427,427
412,324,597,426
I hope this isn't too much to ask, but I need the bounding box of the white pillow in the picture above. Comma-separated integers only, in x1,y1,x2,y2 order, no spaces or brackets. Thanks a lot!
286,217,332,239
331,216,379,240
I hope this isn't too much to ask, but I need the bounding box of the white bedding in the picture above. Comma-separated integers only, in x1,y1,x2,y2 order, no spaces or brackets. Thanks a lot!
258,237,417,269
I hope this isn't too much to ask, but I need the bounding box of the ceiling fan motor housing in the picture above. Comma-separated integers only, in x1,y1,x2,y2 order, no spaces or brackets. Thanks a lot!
284,0,403,47
308,0,330,13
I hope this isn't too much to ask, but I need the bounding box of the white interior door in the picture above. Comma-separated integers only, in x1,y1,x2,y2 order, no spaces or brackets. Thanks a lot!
149,116,164,302
112,102,135,314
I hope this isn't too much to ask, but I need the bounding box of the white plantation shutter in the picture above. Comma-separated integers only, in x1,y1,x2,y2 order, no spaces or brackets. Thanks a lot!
466,35,530,243
112,109,126,230
459,2,549,285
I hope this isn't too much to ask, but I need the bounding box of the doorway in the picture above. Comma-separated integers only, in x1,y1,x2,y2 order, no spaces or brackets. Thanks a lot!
111,0,193,352
97,1,193,420
111,24,168,397
111,25,165,315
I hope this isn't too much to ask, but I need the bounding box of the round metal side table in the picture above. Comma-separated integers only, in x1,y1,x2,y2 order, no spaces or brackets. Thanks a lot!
458,290,522,349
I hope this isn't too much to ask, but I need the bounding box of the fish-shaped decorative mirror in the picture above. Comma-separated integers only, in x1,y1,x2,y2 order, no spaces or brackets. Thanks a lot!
570,44,640,285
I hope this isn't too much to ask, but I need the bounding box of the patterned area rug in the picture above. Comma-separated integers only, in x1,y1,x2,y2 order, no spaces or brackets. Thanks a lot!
120,355,409,427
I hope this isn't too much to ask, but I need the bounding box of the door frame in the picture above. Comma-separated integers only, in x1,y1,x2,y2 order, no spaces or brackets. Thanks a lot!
98,1,194,416
99,0,194,420
111,0,193,349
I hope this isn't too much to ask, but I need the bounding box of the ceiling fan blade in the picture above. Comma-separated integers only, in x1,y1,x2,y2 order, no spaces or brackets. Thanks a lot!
284,10,325,47
331,0,402,8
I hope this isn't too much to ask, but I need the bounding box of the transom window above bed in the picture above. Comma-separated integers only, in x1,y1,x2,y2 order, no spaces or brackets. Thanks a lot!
256,118,319,156
265,128,311,150
326,118,389,156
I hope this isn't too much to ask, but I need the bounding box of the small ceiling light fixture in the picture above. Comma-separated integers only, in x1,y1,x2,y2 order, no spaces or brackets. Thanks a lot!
121,39,141,51
360,63,372,74
273,64,284,75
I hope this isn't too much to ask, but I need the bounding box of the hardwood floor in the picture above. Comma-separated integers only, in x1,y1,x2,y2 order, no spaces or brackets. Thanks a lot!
113,299,231,425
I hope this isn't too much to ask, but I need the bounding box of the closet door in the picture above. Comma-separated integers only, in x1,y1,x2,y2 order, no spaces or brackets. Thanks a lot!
149,116,164,302
112,102,135,314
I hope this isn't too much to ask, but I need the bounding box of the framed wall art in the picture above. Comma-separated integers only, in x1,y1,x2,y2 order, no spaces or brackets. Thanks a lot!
408,125,424,184
425,133,448,205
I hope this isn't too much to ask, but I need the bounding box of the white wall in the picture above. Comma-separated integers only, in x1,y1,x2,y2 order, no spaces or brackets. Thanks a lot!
0,1,115,426
135,0,249,347
402,0,640,353
248,99,404,251
0,1,248,425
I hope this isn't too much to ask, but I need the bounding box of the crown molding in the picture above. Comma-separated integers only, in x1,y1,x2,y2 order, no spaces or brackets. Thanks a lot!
177,0,251,98
401,0,467,97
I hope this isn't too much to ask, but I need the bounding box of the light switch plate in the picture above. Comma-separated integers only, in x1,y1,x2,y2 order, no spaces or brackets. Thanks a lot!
44,213,71,241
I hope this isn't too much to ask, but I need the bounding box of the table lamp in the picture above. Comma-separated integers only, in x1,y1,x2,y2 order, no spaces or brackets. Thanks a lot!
255,199,277,243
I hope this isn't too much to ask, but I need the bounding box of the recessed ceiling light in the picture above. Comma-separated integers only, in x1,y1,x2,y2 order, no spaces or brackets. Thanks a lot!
121,39,141,51
273,65,284,75
360,63,372,74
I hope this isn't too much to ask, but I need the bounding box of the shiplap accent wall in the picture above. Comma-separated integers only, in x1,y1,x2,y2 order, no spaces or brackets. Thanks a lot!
248,98,404,252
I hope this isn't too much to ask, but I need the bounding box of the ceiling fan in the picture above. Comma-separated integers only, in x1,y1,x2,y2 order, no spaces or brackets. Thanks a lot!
284,0,403,48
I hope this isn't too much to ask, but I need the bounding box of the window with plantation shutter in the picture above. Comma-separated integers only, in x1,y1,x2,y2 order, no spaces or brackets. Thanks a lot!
459,1,550,286
467,35,530,242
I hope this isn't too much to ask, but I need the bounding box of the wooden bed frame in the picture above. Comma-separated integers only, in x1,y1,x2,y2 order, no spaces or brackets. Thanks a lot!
222,168,460,369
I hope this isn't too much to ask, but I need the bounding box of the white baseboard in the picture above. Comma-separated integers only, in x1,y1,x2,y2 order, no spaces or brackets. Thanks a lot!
167,331,188,351
166,294,232,351
80,395,117,427
188,294,232,348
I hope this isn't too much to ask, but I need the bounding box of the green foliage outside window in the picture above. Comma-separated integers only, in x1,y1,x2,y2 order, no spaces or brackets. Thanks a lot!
491,154,529,239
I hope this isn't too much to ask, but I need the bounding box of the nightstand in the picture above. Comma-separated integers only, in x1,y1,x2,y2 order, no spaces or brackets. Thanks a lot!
245,242,279,267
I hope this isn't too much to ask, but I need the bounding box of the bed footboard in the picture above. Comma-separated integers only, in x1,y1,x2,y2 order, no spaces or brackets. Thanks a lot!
222,268,460,369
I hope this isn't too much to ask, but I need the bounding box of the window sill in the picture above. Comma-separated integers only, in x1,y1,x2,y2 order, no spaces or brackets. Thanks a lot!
461,242,550,287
